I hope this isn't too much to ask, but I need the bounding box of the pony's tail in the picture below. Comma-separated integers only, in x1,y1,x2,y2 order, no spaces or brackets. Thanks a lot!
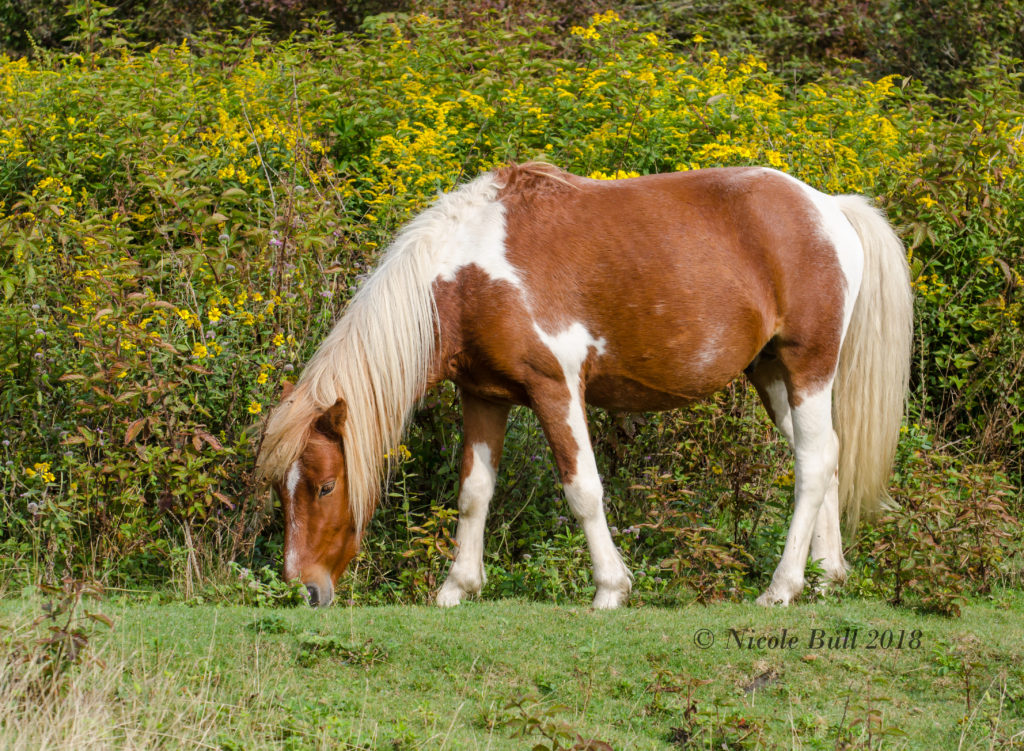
832,195,913,531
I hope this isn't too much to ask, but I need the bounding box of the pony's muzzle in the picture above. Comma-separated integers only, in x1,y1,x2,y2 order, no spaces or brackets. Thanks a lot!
304,582,333,608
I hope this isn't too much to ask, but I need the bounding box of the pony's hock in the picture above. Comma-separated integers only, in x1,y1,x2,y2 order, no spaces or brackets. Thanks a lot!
257,162,913,609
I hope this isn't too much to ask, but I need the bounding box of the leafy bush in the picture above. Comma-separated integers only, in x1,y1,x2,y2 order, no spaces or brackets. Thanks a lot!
647,0,1024,97
847,426,1022,616
0,0,405,54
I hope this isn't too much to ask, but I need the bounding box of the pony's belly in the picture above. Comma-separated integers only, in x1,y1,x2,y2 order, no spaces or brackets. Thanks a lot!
585,373,726,412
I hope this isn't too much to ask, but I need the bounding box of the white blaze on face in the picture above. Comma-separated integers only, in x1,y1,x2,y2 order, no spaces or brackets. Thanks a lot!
285,460,302,500
532,322,606,475
284,460,302,578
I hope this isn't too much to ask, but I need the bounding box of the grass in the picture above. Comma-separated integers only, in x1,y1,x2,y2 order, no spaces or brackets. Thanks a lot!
2,591,1023,749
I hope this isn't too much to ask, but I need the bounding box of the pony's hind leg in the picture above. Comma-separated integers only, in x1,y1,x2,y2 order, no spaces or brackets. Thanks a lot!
749,360,847,588
436,391,510,607
755,383,840,606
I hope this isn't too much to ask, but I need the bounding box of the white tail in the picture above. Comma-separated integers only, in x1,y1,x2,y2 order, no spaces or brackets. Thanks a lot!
833,196,913,530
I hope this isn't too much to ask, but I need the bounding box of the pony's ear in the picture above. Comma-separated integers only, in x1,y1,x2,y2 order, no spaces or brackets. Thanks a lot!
280,380,295,399
315,398,347,441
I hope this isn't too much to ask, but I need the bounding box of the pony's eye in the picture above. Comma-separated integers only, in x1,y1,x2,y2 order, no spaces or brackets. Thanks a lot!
318,481,335,498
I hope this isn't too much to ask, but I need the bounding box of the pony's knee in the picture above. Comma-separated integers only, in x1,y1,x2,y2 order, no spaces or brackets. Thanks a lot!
564,472,604,520
459,474,494,514
458,442,497,515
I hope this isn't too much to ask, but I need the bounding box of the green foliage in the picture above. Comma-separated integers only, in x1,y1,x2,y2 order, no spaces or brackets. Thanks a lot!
200,561,306,607
499,694,614,751
847,427,1022,616
647,0,1024,97
295,632,388,667
0,0,405,55
884,66,1024,473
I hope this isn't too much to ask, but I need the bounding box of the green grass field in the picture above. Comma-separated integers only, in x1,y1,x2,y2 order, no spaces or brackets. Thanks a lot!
3,592,1022,749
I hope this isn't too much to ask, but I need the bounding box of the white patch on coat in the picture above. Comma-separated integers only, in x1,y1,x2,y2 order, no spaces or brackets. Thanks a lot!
693,326,722,371
532,322,606,462
758,385,838,605
432,174,522,288
461,443,496,506
564,470,631,609
532,322,631,608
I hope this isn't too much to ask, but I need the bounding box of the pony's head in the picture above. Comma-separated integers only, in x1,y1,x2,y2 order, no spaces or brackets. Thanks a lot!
258,383,368,608
278,398,360,607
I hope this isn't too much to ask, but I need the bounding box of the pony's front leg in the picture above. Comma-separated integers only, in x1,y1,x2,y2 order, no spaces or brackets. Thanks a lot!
436,392,509,607
757,387,839,606
530,383,632,610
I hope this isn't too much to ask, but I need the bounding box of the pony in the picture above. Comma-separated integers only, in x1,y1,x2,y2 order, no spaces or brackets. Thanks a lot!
256,162,912,609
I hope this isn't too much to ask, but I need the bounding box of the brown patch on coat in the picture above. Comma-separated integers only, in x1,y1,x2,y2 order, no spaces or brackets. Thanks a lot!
457,391,511,489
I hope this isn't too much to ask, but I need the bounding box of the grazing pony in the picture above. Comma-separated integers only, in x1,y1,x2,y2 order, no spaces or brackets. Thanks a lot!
257,163,912,609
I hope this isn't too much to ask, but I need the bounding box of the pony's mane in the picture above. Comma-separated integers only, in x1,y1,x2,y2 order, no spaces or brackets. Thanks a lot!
257,171,504,528
494,160,578,196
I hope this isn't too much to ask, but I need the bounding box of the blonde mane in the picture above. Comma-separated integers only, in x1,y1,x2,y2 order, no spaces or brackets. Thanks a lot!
256,172,502,529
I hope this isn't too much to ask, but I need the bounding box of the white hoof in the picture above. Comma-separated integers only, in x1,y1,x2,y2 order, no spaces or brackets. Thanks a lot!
823,560,849,586
592,587,629,610
756,577,803,607
435,580,466,607
756,589,791,607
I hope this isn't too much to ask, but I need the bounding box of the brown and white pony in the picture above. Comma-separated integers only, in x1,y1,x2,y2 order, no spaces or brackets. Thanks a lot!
257,162,912,609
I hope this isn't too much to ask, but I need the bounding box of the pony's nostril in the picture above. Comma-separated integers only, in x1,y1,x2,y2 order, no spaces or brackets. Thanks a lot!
306,584,320,607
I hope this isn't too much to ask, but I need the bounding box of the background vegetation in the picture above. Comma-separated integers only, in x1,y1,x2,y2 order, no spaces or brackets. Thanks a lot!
0,0,1021,618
